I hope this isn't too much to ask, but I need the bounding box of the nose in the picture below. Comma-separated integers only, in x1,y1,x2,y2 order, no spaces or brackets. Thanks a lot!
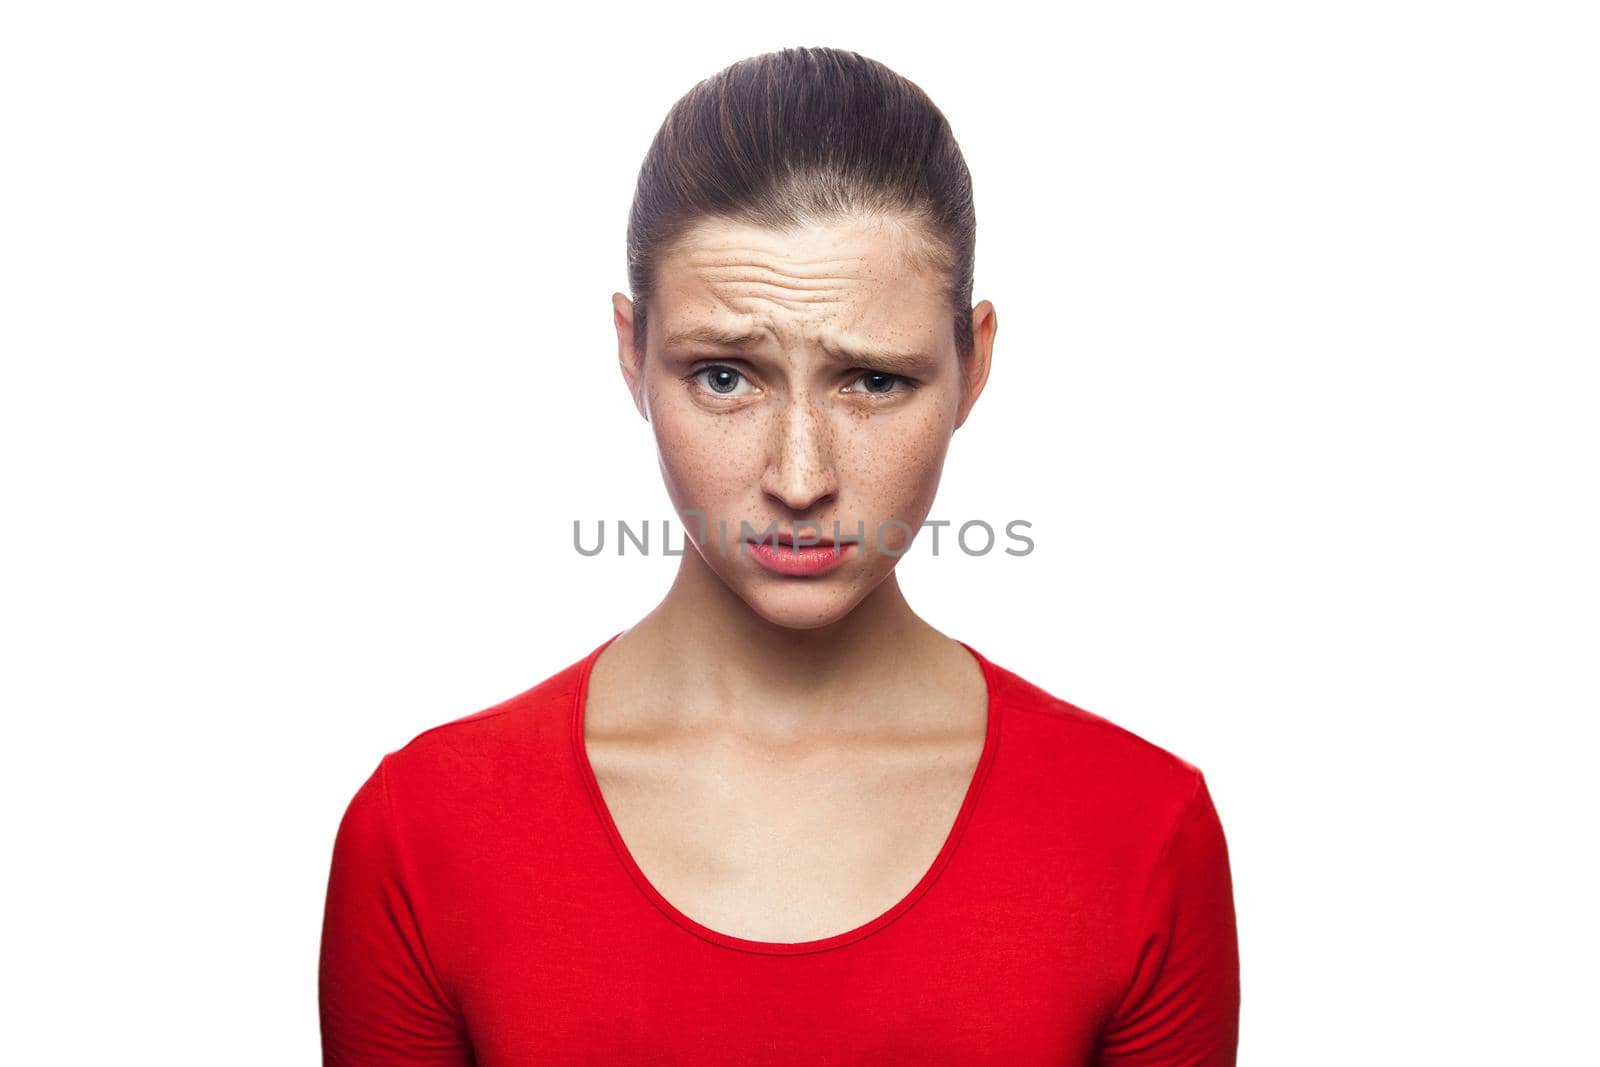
760,391,838,512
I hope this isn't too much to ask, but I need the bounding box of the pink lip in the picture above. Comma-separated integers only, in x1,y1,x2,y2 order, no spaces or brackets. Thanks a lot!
744,538,857,576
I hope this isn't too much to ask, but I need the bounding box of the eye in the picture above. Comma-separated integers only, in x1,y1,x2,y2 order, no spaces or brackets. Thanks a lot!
844,371,915,397
688,365,754,397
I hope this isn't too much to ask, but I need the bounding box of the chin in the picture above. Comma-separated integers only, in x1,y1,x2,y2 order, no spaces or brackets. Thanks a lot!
744,596,858,631
726,574,872,631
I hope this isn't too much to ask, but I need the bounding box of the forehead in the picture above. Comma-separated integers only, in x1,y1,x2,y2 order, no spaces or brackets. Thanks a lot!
652,215,948,356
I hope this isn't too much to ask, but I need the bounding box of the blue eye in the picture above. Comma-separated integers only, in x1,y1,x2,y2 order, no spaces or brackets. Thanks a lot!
846,371,911,396
691,366,753,396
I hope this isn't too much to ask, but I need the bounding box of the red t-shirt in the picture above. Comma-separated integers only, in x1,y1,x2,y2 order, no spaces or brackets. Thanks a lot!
319,632,1239,1065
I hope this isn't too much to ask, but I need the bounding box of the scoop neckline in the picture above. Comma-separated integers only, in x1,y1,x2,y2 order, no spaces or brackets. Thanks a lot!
569,629,1003,957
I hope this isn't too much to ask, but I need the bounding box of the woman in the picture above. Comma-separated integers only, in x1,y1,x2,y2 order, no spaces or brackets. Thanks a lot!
319,46,1239,1065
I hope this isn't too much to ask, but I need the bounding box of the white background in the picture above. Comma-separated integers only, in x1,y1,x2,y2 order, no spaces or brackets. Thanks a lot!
3,2,1595,1063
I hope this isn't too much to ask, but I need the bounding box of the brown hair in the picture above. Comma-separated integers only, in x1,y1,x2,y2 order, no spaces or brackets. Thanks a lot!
625,46,977,361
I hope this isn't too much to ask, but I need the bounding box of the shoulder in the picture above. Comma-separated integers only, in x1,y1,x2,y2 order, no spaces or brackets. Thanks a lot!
371,639,600,819
980,651,1210,848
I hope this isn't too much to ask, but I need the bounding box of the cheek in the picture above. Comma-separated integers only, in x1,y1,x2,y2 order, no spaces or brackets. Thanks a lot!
837,409,955,533
650,396,763,512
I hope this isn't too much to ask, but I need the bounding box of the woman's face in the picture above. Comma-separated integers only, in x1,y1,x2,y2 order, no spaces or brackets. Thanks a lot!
613,214,994,630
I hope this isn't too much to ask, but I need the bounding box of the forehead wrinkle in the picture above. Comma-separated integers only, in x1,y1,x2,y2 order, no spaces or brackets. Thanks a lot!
676,211,937,271
700,270,854,298
710,284,854,310
679,259,897,312
680,246,870,278
677,240,908,287
688,261,881,299
658,225,943,361
686,273,859,321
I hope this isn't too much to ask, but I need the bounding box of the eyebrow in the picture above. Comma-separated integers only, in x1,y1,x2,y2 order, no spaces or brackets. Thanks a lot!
662,325,933,375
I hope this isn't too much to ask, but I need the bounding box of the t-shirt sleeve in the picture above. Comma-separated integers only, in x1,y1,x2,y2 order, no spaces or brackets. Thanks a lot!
1095,769,1241,1066
318,756,472,1066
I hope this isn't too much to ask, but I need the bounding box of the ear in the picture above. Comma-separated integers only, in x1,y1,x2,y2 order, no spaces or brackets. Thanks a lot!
613,292,649,422
954,300,997,430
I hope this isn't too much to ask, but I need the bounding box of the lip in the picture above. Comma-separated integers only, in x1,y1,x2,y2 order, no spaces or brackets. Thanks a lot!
743,537,857,576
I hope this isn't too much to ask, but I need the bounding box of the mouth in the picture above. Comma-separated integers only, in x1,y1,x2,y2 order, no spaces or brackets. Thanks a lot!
754,533,838,548
741,528,857,575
